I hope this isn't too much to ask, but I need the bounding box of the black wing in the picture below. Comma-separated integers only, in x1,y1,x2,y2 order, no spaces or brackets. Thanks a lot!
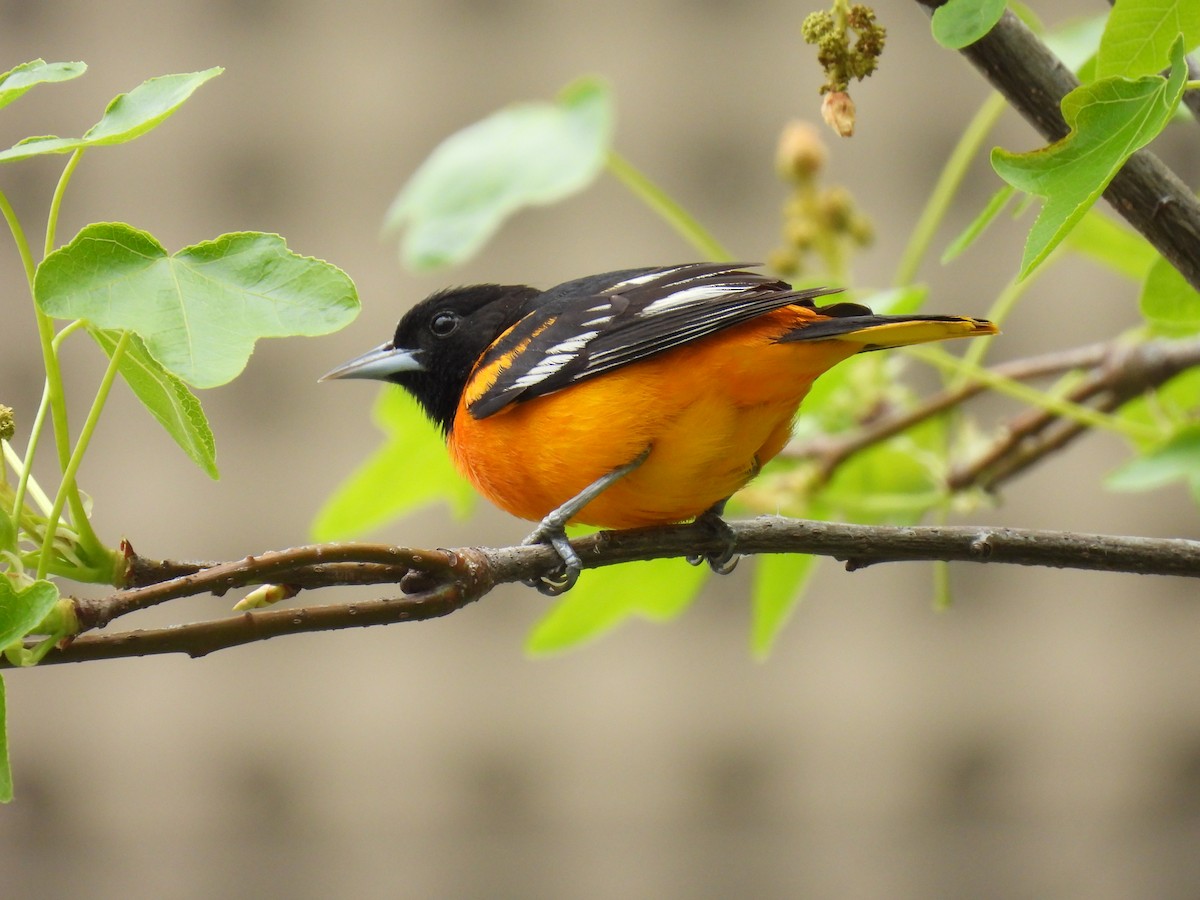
467,263,845,419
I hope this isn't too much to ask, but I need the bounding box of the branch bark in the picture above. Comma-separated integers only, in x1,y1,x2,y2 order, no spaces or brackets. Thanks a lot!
8,517,1199,667
914,1,1200,292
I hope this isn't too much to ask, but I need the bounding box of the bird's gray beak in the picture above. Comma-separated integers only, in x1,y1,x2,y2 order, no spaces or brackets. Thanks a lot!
319,342,424,382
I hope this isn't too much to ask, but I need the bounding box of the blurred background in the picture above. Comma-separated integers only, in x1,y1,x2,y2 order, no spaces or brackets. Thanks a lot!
2,0,1199,897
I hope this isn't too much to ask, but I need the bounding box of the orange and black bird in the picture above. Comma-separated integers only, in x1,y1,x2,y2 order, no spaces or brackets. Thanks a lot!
322,263,997,592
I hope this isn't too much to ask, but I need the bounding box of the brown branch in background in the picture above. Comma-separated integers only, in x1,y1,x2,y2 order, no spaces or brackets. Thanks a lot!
951,338,1200,491
787,337,1200,492
913,0,1200,292
8,516,1200,668
787,340,1117,482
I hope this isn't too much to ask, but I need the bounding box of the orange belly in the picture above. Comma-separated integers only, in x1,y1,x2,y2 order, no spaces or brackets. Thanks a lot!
447,308,860,528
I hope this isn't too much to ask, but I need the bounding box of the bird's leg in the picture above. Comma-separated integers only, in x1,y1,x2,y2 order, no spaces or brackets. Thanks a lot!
522,446,652,596
686,453,756,575
685,498,740,575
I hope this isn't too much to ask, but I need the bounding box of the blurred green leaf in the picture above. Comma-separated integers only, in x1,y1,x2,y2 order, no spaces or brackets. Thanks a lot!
859,284,928,316
1096,0,1200,79
1118,368,1200,448
36,224,359,388
931,0,1007,49
386,76,613,270
1044,14,1109,72
818,421,947,525
751,553,817,659
1065,210,1158,280
0,68,222,162
88,328,218,479
526,558,707,655
312,388,473,540
991,38,1186,279
0,59,86,111
1106,424,1200,493
0,578,59,648
0,508,14,554
0,676,10,803
1140,257,1200,336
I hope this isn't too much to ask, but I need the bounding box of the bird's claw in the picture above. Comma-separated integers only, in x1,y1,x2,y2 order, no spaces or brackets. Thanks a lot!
686,505,740,576
522,520,582,596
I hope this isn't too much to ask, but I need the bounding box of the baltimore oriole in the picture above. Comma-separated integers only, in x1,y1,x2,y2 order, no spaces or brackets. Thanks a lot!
323,263,997,592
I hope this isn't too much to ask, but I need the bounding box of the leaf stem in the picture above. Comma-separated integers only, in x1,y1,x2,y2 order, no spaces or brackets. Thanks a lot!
0,189,36,285
45,149,85,257
605,151,733,262
894,92,1007,286
36,331,129,581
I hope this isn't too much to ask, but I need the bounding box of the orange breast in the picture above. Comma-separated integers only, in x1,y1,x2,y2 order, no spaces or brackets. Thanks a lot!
447,306,859,528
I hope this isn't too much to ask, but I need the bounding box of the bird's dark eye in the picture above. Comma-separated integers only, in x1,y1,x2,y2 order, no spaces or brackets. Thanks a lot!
429,311,460,337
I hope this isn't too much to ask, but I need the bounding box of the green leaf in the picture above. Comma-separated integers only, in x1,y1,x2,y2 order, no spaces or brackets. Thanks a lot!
0,507,14,554
942,184,1015,264
1044,14,1110,73
1064,210,1158,280
386,76,613,271
1139,256,1200,336
817,420,947,525
860,284,928,316
1096,0,1200,79
312,388,473,540
88,327,218,478
1117,367,1200,448
35,224,359,388
0,676,10,803
931,0,1008,49
526,557,707,654
0,578,59,648
0,59,86,111
0,68,222,162
751,553,817,659
991,38,1187,279
1106,424,1200,493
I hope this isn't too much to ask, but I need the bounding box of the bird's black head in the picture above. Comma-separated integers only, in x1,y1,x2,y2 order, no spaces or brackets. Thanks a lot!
321,283,538,435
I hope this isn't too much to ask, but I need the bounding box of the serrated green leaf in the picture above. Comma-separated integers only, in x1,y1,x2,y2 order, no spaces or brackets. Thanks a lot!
931,0,1007,49
1096,0,1200,79
386,76,613,271
1064,210,1158,279
0,578,59,648
88,327,218,478
942,184,1015,264
1139,257,1200,336
751,553,817,659
526,558,707,655
35,224,359,388
992,38,1187,279
0,68,222,162
1106,424,1200,492
0,59,86,111
312,387,473,540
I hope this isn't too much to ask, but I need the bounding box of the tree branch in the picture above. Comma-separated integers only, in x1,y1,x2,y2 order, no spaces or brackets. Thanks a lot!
914,1,1200,292
7,516,1198,667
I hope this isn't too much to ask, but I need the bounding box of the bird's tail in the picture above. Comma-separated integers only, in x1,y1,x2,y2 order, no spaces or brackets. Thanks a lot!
779,313,998,352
